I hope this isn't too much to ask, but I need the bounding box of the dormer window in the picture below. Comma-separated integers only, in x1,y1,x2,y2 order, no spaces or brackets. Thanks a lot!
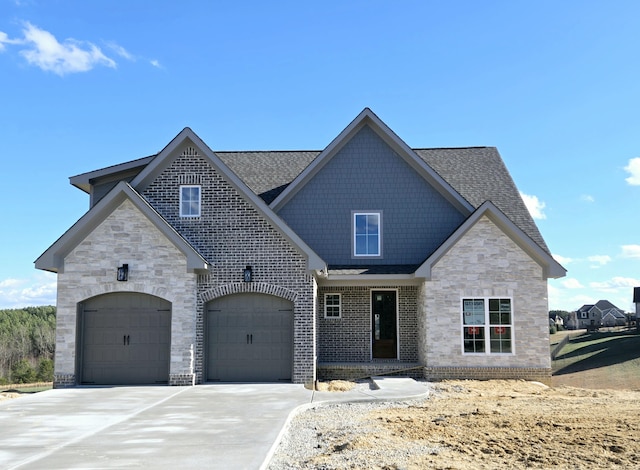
353,211,382,257
180,185,201,217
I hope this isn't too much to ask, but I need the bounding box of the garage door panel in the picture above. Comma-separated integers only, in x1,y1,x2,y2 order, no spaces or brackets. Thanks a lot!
80,293,171,385
206,293,293,382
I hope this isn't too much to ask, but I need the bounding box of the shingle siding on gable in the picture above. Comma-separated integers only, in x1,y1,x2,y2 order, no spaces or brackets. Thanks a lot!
141,145,317,384
277,125,466,265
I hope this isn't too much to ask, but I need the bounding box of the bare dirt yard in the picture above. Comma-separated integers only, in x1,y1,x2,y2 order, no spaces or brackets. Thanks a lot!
272,331,640,469
272,379,640,469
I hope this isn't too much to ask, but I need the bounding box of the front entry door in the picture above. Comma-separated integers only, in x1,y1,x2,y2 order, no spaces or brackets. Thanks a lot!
372,290,397,359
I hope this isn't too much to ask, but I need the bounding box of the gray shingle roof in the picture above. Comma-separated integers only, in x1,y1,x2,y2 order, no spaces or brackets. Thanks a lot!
218,146,550,253
216,151,320,204
413,147,549,253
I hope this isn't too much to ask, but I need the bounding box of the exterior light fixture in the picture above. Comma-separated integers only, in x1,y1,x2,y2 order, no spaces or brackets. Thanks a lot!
243,265,253,282
117,264,129,282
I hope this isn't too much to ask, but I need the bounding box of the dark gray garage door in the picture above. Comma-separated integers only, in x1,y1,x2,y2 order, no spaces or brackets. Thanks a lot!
80,292,171,385
206,293,293,382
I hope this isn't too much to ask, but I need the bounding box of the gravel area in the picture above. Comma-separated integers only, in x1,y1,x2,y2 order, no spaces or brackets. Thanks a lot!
267,380,640,469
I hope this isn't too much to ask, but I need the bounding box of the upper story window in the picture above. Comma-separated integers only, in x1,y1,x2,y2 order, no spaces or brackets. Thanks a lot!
353,212,382,257
180,185,201,217
324,293,341,318
462,298,513,354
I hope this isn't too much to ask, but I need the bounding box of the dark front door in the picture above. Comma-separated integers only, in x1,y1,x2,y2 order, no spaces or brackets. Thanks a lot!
372,290,397,359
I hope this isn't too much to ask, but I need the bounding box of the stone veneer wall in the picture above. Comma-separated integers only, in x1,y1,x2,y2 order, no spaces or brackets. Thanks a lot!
54,199,198,387
142,144,316,384
418,216,551,380
317,285,419,363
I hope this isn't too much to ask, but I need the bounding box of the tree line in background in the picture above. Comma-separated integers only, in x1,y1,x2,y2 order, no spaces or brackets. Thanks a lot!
0,306,55,384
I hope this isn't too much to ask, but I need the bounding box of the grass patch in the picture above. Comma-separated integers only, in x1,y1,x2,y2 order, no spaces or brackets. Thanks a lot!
552,330,640,389
1,382,52,394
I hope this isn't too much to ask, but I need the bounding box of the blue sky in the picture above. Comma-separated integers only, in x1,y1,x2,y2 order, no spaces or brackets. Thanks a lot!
1,0,639,312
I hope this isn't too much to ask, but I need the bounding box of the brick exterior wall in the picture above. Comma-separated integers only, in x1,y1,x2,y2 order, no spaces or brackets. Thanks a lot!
418,216,552,378
317,285,418,363
54,199,199,387
51,138,554,387
424,366,551,384
142,144,316,384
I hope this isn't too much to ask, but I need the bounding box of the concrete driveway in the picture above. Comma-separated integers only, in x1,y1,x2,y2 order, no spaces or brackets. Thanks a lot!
0,384,312,470
0,379,429,470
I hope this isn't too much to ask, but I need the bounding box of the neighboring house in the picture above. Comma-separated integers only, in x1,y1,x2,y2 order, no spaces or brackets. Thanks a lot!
564,311,579,330
35,108,566,388
575,305,602,330
634,288,640,332
575,300,626,329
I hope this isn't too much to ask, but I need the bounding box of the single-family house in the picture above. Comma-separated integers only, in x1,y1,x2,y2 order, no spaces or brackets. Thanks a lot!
634,287,640,332
575,304,602,330
35,108,566,387
597,300,627,327
577,300,626,329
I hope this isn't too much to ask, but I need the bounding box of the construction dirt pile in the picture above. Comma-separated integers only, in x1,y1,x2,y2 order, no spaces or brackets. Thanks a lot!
270,379,640,469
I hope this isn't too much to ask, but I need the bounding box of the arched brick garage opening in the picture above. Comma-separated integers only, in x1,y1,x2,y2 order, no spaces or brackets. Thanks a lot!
205,293,293,382
78,292,171,385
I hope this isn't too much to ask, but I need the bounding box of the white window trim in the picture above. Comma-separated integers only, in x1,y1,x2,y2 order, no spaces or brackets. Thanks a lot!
180,185,201,218
460,297,515,355
352,211,382,258
324,293,342,319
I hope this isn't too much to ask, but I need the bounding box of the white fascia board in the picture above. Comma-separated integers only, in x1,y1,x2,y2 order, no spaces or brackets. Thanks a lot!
416,201,567,280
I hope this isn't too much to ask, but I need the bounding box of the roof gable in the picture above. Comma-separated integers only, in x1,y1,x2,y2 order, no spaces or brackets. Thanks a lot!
130,128,326,272
35,182,209,274
270,108,474,214
415,201,566,280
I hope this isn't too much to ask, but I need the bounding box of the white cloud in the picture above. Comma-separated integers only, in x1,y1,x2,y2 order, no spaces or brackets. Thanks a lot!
19,22,116,75
561,278,584,289
520,192,546,220
0,273,56,309
580,194,595,203
0,22,116,75
587,255,611,266
621,245,640,259
0,30,23,51
150,59,162,68
625,157,640,186
589,276,640,292
553,254,573,265
106,41,134,61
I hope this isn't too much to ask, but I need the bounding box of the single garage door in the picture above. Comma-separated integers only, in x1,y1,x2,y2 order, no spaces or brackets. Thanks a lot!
80,292,171,385
206,293,293,382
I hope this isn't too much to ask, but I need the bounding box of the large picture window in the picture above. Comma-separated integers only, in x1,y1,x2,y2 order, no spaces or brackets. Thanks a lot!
462,298,513,354
353,212,381,257
180,185,201,217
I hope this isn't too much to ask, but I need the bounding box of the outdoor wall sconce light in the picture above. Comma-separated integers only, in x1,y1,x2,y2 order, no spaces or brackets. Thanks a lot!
117,264,129,282
243,265,253,282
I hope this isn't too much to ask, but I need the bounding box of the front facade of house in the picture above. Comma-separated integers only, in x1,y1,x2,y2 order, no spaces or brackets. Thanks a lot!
36,109,565,387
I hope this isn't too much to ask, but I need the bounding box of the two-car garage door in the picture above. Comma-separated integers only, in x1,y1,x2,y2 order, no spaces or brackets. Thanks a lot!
206,293,293,382
79,292,171,385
